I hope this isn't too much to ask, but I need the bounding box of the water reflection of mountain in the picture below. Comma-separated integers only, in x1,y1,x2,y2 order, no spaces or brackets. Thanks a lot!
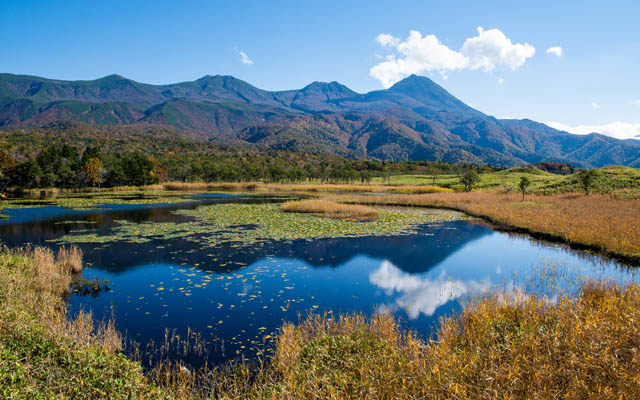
69,219,490,276
253,220,492,274
0,196,493,276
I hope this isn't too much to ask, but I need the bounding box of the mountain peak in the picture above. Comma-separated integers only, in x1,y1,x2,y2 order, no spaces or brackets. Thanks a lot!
96,74,127,82
197,74,239,83
382,74,482,116
195,75,261,92
2,72,639,168
300,81,356,96
389,74,439,91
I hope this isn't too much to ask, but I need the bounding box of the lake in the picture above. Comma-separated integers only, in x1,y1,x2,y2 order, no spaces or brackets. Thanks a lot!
0,193,635,367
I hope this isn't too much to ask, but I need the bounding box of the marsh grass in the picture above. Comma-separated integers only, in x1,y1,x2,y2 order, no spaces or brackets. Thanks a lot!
0,246,167,398
331,191,640,263
56,245,83,273
280,199,379,221
161,181,451,194
201,279,640,399
265,183,453,194
21,187,60,199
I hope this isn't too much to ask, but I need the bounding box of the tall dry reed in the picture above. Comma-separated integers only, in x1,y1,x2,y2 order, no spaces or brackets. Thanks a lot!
211,281,640,399
330,191,640,262
56,245,83,273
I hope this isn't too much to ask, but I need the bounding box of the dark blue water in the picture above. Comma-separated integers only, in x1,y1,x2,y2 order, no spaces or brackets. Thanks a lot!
0,194,635,366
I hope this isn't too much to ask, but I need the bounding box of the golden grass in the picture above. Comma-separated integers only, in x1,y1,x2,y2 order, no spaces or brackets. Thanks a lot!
428,281,640,399
56,245,83,273
266,313,428,399
280,199,379,221
209,281,640,399
329,191,640,262
0,246,167,398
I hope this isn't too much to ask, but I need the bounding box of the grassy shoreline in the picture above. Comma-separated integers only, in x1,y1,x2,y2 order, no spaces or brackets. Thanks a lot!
328,191,640,265
0,246,168,399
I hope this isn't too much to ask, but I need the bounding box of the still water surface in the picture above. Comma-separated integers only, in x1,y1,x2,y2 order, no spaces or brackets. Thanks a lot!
0,194,635,366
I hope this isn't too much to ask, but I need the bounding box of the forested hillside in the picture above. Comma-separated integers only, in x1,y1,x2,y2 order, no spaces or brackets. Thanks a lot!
2,73,639,168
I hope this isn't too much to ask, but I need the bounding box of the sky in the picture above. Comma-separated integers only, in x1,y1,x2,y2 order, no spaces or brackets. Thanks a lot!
1,0,639,139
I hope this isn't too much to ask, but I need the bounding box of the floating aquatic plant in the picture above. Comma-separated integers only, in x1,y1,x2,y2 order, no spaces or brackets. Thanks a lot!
52,203,462,247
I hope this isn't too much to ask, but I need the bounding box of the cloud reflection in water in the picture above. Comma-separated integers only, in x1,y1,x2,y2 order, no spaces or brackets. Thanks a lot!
369,260,490,319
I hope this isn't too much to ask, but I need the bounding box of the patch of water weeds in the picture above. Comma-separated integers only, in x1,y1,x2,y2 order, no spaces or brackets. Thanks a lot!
0,190,196,212
51,203,464,247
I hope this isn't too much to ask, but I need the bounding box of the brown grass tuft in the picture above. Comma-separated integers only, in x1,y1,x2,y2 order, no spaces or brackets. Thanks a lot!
281,199,379,221
56,245,83,273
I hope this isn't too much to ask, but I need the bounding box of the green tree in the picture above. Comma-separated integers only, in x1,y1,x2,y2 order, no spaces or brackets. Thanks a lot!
519,176,532,201
460,170,480,192
57,159,77,189
12,160,42,188
105,162,126,187
578,170,598,195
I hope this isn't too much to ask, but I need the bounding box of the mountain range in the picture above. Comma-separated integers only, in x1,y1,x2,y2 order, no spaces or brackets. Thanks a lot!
1,72,639,168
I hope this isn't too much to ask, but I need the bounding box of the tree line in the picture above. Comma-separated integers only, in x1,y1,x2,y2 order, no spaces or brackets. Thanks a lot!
0,145,158,190
0,142,500,191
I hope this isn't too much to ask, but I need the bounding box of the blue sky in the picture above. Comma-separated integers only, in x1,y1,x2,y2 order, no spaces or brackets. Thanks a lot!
1,0,639,138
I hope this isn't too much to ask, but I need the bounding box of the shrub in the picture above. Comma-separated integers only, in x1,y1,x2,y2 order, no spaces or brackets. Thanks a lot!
460,171,480,192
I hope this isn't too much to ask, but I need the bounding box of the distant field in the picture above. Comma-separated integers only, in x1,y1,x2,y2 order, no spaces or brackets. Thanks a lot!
371,168,560,190
371,166,640,194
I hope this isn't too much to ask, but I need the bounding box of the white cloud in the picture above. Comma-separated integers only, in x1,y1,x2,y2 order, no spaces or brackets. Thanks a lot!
498,78,504,85
236,49,253,65
370,27,535,88
370,31,468,88
591,102,600,109
461,27,535,72
632,99,640,106
369,261,489,319
546,46,563,57
546,121,640,140
375,33,400,47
